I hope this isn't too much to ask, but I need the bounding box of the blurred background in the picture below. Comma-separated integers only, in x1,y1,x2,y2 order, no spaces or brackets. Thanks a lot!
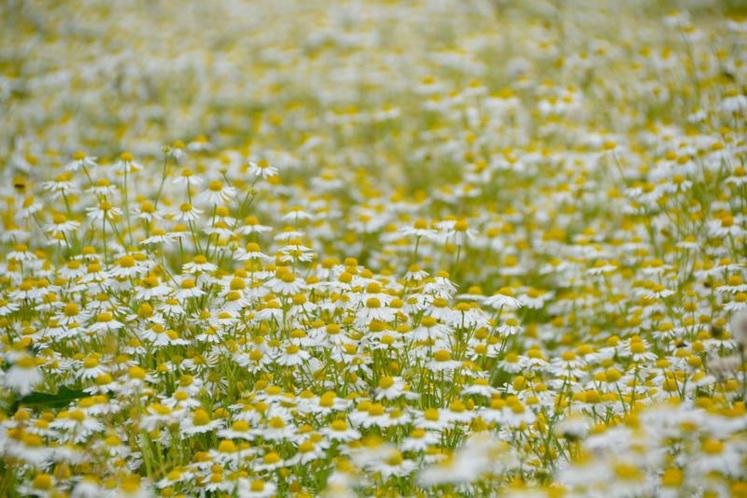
1,0,744,188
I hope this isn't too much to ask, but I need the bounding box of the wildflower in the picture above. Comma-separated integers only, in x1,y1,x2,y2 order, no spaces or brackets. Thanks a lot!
85,199,122,222
65,151,98,172
401,427,440,452
4,355,43,395
321,418,361,442
181,409,224,435
401,219,437,240
233,242,272,262
45,213,81,237
114,151,142,173
729,310,747,348
237,478,277,498
173,168,204,188
236,216,273,237
483,287,524,310
555,413,591,441
247,159,278,179
199,180,237,205
182,254,218,273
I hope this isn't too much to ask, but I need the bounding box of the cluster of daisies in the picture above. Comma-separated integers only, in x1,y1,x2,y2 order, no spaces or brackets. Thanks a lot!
1,0,746,496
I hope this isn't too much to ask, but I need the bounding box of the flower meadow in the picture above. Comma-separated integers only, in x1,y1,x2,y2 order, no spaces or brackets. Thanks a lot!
1,0,747,496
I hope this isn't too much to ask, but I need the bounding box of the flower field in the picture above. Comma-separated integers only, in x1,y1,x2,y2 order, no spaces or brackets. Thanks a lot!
1,0,746,496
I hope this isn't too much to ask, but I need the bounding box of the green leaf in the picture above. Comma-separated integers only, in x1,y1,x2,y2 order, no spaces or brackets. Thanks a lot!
15,387,88,410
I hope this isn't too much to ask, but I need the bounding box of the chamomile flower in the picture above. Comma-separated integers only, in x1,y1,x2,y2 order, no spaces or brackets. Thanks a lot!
181,409,224,435
4,355,43,395
483,287,524,311
66,151,98,172
236,215,273,235
236,478,277,498
174,203,203,223
321,418,361,442
182,255,216,274
200,180,237,205
247,159,279,179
